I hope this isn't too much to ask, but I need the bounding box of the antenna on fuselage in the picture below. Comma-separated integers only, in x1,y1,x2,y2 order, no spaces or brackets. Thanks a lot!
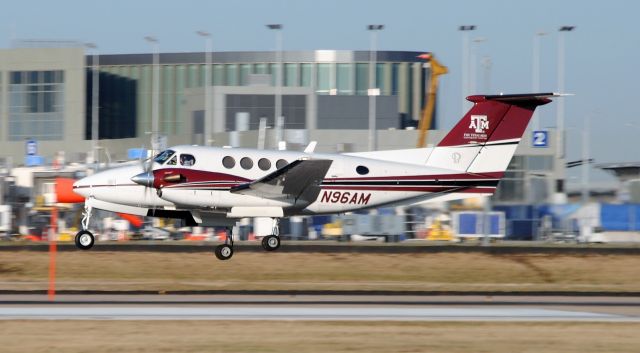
304,141,317,153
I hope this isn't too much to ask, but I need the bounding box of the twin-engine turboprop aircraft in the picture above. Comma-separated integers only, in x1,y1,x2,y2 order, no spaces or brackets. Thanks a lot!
72,93,558,260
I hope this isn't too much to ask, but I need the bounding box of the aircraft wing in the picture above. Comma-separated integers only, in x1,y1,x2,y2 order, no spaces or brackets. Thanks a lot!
230,159,333,205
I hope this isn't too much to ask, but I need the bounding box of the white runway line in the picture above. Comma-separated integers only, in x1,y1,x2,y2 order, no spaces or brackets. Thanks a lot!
0,306,635,321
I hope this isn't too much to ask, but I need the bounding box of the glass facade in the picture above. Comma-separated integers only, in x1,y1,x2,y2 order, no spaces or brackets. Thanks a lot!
376,63,385,93
355,63,368,95
391,63,400,95
86,71,137,139
9,70,64,141
239,64,251,86
336,63,352,95
284,63,297,87
300,63,312,87
96,52,431,139
316,63,331,94
254,63,268,74
226,64,238,86
212,64,224,86
162,66,175,134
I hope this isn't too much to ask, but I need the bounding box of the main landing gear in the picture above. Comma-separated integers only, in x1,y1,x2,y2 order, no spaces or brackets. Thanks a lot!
75,204,95,250
261,218,281,252
215,227,234,261
214,218,282,260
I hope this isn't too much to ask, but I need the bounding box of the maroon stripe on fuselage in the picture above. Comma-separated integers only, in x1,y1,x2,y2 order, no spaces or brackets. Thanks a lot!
325,171,504,182
151,168,504,189
322,186,496,192
163,183,240,189
153,168,250,189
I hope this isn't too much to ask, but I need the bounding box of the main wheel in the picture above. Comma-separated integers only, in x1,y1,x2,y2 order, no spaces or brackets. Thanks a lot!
214,244,233,260
75,230,95,250
262,235,281,251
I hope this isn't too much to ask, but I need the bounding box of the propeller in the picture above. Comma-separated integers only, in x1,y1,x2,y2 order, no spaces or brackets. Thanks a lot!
132,146,154,187
131,147,160,215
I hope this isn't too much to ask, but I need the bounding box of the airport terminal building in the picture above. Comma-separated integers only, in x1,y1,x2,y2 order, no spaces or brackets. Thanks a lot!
0,46,562,205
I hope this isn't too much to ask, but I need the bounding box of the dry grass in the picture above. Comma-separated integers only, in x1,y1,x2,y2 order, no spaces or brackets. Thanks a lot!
1,251,640,292
0,321,638,353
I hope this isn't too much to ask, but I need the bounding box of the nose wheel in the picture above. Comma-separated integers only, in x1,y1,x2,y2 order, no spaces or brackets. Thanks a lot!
75,230,95,250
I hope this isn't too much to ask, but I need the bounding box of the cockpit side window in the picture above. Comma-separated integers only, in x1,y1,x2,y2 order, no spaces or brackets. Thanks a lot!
153,150,175,164
166,156,177,165
180,154,196,166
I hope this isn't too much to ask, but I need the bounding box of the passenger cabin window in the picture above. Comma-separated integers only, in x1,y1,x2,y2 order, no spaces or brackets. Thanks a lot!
180,154,196,166
356,165,369,175
154,149,175,164
222,156,235,169
258,158,271,171
240,157,253,170
167,156,177,165
276,159,288,169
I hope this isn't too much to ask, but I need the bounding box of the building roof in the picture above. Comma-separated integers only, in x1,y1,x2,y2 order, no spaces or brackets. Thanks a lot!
93,50,429,66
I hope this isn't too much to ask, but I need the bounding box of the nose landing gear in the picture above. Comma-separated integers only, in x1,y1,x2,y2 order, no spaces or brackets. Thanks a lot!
74,204,95,250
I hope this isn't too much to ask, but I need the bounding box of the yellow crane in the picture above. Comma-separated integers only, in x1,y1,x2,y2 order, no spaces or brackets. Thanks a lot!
416,53,448,148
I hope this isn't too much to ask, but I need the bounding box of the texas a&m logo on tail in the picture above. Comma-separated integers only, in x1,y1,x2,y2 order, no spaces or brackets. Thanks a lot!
469,115,489,133
463,114,489,141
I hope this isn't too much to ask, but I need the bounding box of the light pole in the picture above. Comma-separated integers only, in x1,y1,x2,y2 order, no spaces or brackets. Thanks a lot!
581,114,591,206
556,26,575,159
266,24,283,145
367,24,384,151
196,31,212,146
145,36,160,153
532,31,547,131
480,56,492,93
470,37,486,94
85,42,99,166
459,25,476,115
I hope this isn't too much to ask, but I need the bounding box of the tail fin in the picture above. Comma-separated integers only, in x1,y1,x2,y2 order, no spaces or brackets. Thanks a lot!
425,93,555,174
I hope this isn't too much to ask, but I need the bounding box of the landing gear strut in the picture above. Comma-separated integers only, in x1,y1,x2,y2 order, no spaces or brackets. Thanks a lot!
75,204,95,250
215,227,234,260
262,218,281,252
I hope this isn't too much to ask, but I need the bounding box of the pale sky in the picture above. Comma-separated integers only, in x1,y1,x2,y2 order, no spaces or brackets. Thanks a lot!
2,0,639,188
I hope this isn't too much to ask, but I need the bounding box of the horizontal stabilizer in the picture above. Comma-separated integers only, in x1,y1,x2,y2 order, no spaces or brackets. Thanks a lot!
467,92,569,106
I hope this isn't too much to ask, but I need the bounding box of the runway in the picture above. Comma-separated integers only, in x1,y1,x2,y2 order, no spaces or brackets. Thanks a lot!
1,294,639,321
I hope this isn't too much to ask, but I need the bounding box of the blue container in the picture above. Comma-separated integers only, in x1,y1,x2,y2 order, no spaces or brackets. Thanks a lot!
25,155,44,166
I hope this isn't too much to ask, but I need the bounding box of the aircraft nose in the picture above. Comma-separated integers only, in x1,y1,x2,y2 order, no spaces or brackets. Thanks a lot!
131,171,154,187
73,177,91,197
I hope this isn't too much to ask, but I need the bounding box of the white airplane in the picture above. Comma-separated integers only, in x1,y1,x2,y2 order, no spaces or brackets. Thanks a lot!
72,93,558,260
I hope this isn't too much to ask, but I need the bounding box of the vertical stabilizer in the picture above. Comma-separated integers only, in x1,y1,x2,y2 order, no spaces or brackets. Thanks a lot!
425,93,553,174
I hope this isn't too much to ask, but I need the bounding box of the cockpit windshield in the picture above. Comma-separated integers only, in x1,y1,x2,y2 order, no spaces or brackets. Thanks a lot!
153,149,175,164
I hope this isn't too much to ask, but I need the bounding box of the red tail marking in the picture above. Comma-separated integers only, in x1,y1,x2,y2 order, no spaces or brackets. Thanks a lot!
438,101,509,147
438,99,542,147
